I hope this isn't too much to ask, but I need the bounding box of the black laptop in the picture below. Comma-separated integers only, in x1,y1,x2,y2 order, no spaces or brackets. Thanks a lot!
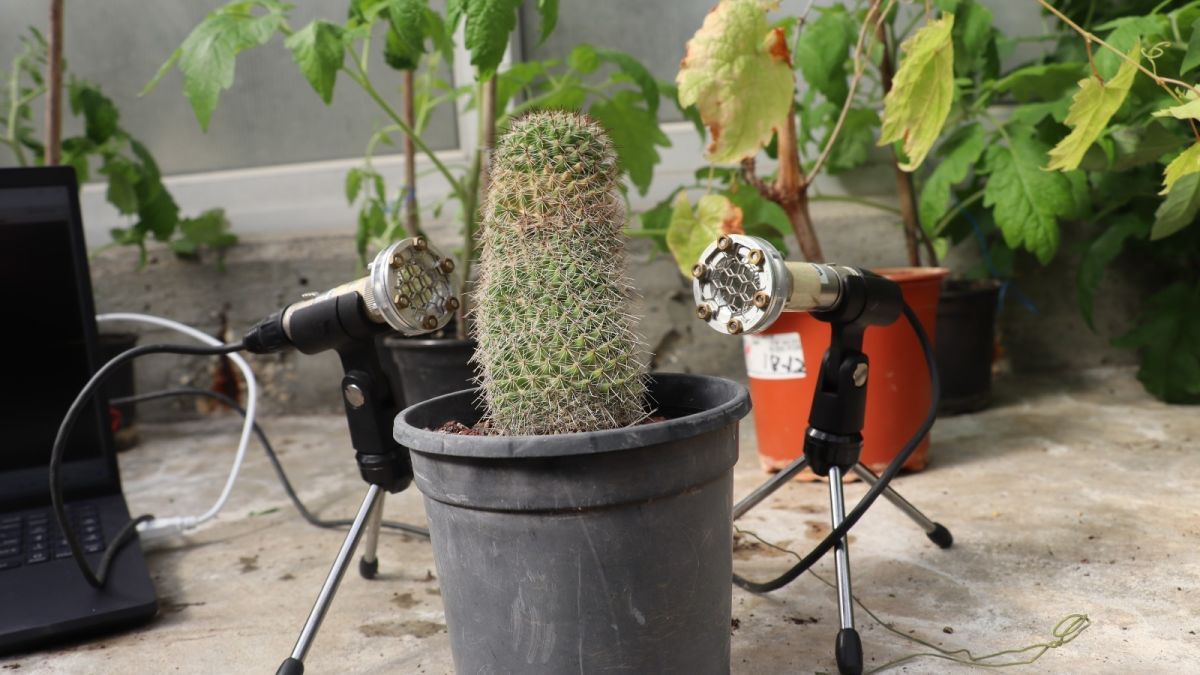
0,167,156,653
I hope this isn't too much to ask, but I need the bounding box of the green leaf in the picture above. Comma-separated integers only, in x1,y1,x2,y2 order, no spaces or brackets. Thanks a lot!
793,5,854,104
676,0,794,163
993,62,1086,103
496,61,547,111
142,48,182,97
635,188,682,253
463,0,521,78
1152,171,1200,240
1096,16,1164,79
179,208,235,246
135,187,181,242
381,0,426,70
1078,121,1185,173
725,183,791,251
918,122,985,231
659,81,703,140
666,192,744,278
60,137,94,184
1076,215,1148,330
1184,19,1200,75
285,20,345,102
68,80,119,145
1151,95,1200,122
345,168,364,203
423,8,454,63
878,14,956,171
1160,142,1200,195
1045,42,1139,172
951,0,993,76
100,157,140,215
588,90,669,195
536,0,558,46
822,108,879,174
1113,282,1200,403
568,44,598,74
596,49,659,116
981,133,1078,263
446,0,465,31
177,3,288,130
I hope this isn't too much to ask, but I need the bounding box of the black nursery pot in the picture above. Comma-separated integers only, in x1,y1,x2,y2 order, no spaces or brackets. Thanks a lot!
393,373,751,675
98,332,138,431
935,279,1001,415
378,335,476,407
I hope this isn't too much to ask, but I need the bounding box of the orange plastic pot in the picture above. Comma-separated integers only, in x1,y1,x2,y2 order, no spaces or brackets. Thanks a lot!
745,267,948,475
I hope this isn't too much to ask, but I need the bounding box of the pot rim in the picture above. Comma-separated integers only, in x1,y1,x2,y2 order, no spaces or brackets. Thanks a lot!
871,266,950,284
393,372,751,459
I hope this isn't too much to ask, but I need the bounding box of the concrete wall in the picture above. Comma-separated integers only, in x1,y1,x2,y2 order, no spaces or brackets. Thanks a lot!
89,198,1143,421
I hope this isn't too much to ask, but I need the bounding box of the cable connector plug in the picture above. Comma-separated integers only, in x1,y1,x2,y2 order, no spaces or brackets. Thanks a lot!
136,515,199,541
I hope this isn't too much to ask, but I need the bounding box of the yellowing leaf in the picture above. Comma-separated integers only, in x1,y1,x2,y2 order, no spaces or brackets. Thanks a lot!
1045,42,1140,172
676,0,794,163
1160,142,1200,195
1151,94,1200,121
666,192,744,278
878,14,956,172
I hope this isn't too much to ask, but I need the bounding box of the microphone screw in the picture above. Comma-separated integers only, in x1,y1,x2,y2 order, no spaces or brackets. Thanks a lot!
696,304,713,320
753,291,771,308
726,318,744,334
439,257,456,273
343,383,366,409
422,315,439,330
445,297,461,312
394,294,410,308
716,236,733,252
413,237,428,251
691,263,708,280
747,249,765,267
853,363,868,387
389,253,404,269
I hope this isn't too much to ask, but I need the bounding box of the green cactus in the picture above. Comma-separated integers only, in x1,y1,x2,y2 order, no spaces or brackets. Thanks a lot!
473,110,647,435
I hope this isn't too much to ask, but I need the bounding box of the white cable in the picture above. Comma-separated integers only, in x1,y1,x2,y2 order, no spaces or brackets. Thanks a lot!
96,312,257,540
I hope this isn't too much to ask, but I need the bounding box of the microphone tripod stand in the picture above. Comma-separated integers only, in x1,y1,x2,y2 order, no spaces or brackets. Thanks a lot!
731,310,953,675
275,339,415,675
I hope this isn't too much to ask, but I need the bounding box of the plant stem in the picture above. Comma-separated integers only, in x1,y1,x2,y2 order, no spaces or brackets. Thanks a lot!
874,13,931,267
44,0,63,165
775,107,825,262
5,55,30,166
932,187,985,236
402,69,423,240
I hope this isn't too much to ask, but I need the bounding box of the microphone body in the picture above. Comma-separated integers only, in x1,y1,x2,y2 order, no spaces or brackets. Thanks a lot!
692,234,900,335
244,238,459,355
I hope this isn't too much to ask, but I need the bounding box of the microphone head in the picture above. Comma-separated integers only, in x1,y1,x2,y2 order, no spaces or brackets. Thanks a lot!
368,237,459,336
692,234,790,335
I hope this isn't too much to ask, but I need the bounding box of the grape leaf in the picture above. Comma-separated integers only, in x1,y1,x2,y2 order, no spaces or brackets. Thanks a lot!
793,5,854,104
878,14,956,171
666,192,744,278
1160,142,1200,195
1151,95,1200,121
588,90,669,196
918,122,984,232
1113,282,1200,403
1045,42,1140,172
462,0,521,79
285,20,345,102
1095,16,1164,79
981,133,1077,263
993,62,1086,102
1076,215,1148,330
1152,171,1200,240
1184,18,1200,75
676,0,795,163
174,2,288,130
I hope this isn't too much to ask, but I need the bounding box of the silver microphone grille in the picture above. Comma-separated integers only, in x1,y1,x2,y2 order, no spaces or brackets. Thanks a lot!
368,237,459,336
692,234,790,335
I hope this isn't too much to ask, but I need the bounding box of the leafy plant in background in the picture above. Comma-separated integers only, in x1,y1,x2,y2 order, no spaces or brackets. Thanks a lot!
146,0,666,336
0,29,235,267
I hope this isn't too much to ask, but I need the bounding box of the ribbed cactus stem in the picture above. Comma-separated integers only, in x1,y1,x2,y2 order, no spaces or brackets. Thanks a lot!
473,111,647,435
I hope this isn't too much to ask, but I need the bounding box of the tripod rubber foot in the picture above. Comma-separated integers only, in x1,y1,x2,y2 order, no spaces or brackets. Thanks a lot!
276,657,304,675
835,628,864,675
359,556,379,579
926,523,953,549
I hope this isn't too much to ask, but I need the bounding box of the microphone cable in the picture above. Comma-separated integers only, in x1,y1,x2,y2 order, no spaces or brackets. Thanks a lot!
49,341,245,589
732,300,940,593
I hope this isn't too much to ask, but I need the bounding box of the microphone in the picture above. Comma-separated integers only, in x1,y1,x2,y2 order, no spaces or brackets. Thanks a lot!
244,237,459,355
691,234,901,335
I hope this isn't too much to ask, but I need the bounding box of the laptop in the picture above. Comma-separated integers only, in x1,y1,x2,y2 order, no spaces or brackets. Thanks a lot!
0,167,157,653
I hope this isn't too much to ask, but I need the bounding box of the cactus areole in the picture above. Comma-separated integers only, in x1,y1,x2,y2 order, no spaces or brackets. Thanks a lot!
472,111,648,436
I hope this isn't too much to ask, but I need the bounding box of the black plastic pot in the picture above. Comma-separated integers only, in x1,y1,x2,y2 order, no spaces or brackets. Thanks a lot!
378,335,476,408
935,279,1001,415
393,373,751,674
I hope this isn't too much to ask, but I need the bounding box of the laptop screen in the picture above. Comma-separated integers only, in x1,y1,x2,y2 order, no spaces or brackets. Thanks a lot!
0,177,115,507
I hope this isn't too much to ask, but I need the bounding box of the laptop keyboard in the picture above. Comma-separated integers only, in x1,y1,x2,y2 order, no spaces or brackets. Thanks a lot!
0,505,106,571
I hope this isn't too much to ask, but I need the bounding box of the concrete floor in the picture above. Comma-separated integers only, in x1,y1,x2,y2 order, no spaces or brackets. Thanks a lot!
3,367,1198,674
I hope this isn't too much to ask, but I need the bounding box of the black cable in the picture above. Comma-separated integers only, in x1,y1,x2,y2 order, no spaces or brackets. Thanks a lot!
50,341,246,588
732,301,940,593
111,387,429,538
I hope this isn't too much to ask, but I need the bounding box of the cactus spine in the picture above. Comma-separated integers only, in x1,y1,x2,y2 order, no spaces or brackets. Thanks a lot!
473,111,647,435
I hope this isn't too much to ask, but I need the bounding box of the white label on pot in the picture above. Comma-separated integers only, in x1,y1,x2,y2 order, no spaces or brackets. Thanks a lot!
743,332,807,380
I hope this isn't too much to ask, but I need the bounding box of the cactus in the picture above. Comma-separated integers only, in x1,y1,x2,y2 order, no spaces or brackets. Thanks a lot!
473,111,647,435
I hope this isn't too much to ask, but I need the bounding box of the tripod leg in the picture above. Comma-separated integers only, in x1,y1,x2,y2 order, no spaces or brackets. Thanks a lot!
733,456,809,520
827,466,863,675
277,484,384,675
851,464,953,549
358,492,386,579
